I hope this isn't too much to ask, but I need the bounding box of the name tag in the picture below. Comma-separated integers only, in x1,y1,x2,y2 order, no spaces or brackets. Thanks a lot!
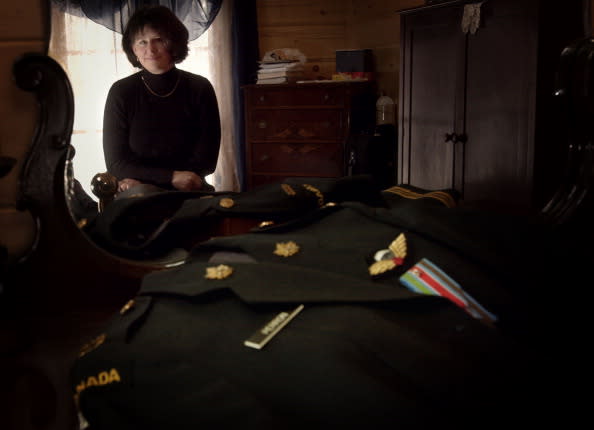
244,304,304,350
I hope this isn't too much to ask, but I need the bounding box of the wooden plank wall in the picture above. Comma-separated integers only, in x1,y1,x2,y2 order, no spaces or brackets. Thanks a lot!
343,0,423,100
0,0,48,260
256,0,423,102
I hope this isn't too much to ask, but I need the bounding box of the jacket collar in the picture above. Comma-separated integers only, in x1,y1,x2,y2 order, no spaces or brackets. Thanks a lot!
140,261,423,305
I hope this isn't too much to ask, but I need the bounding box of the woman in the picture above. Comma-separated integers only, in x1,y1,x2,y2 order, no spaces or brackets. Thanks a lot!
103,5,220,193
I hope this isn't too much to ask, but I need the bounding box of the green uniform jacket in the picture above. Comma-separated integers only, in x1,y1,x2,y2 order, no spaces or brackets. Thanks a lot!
72,178,576,429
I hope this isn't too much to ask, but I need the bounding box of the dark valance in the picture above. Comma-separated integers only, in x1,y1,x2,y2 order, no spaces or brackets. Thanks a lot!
51,0,222,41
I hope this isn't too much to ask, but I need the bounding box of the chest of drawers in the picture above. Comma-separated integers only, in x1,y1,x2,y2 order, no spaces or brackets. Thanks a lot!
243,82,375,189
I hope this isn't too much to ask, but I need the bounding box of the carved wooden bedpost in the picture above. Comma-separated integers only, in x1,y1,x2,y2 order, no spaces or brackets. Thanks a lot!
3,53,177,314
0,51,187,430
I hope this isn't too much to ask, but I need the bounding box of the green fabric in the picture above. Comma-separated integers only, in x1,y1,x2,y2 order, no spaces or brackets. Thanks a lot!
71,176,576,428
84,175,386,259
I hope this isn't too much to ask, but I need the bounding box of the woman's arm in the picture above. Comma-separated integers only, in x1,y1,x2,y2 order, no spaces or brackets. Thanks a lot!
184,76,221,179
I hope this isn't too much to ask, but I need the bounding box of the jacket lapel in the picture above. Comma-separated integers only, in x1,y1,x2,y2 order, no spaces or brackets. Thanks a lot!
140,261,423,305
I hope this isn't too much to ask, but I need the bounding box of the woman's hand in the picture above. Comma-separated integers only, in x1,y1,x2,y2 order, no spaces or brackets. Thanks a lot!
118,178,142,192
171,170,204,191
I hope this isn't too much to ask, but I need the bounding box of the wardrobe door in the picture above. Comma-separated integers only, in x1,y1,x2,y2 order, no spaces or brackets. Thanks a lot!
461,0,585,211
399,4,466,191
461,0,537,208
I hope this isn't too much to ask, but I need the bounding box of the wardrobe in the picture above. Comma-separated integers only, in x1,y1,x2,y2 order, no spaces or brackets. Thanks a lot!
398,0,586,212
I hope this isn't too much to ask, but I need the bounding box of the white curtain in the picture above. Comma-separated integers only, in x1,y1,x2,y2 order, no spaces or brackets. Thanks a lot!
207,0,238,192
48,0,239,199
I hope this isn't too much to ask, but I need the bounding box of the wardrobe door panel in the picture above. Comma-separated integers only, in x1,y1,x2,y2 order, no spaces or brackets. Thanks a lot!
400,6,465,191
462,4,536,207
399,0,586,213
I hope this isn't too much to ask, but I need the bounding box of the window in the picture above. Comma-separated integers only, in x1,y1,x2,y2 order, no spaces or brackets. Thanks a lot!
49,1,238,199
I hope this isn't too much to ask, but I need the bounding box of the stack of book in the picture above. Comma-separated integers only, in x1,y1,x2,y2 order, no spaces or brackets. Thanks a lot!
256,60,305,84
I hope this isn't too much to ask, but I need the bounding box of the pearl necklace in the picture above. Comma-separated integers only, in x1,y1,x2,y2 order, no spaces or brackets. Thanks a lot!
141,72,181,98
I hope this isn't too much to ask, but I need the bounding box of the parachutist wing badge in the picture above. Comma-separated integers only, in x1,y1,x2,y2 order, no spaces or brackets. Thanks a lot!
368,233,407,276
389,233,407,259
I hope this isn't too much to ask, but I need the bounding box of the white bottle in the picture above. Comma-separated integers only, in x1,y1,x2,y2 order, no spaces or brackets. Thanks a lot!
376,93,395,125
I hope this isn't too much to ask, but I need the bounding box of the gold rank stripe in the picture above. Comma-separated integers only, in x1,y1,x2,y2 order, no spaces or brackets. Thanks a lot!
302,184,324,207
384,186,457,208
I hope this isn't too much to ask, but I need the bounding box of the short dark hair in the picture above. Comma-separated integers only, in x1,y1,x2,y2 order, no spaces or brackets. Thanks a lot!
122,5,189,68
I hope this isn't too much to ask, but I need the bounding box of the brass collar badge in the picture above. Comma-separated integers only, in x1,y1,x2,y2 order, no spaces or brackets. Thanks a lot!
205,264,234,279
274,241,300,257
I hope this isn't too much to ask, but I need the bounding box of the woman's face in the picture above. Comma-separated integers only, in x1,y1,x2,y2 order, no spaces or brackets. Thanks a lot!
132,26,173,74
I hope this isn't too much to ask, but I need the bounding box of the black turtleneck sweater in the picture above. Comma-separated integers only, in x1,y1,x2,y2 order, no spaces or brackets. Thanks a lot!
103,67,221,189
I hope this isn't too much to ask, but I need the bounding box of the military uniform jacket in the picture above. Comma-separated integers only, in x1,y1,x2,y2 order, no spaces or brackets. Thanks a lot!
71,179,572,429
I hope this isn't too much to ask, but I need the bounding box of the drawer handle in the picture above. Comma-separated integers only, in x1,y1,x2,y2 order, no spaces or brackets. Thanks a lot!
444,132,467,143
258,121,267,129
259,95,265,102
280,144,296,154
280,144,320,154
299,144,320,154
323,93,329,101
297,128,315,138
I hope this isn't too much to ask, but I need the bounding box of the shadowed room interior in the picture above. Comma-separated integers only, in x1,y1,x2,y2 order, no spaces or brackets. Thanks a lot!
1,1,593,429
